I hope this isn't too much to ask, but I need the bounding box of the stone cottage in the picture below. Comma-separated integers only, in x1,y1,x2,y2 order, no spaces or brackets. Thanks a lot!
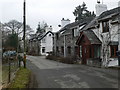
76,2,120,67
53,17,94,59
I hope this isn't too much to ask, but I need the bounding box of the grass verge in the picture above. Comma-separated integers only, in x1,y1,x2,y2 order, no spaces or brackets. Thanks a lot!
8,67,31,88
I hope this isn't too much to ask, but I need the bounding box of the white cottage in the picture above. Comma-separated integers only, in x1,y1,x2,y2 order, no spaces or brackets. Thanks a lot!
39,26,54,55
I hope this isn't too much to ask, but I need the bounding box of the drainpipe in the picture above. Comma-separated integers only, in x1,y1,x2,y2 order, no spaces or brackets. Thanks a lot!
118,10,120,51
0,26,2,88
64,35,66,57
118,7,120,66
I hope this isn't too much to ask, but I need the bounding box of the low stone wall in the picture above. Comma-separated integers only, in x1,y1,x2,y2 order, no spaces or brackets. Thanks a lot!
87,58,102,67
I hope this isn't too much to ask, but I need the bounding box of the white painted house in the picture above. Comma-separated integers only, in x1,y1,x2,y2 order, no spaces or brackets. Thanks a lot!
39,26,54,55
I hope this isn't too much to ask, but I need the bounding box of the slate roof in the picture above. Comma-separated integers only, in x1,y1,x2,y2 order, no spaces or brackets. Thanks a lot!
76,7,120,45
58,17,95,33
29,31,54,41
29,34,38,41
76,30,101,45
82,17,98,30
98,7,120,21
83,30,101,44
38,31,54,41
81,7,120,31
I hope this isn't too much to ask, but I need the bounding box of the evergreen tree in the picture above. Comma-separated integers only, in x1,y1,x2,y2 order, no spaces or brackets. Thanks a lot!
5,33,18,50
73,2,96,21
36,22,48,35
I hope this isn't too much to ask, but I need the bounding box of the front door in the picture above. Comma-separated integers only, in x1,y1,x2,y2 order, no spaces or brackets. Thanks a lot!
82,45,90,64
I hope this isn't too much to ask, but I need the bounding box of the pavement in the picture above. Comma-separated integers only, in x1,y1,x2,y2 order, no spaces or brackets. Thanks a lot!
27,55,119,88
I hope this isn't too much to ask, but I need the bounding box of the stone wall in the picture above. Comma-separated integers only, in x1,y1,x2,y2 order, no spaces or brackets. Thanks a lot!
87,58,102,67
54,29,78,58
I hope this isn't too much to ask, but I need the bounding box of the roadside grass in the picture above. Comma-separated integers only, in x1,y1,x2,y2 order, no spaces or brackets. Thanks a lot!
8,67,31,88
2,64,18,83
2,66,9,81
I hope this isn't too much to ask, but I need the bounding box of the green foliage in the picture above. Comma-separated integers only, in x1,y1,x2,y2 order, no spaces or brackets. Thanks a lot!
5,33,18,50
9,67,31,88
46,55,75,64
73,2,96,21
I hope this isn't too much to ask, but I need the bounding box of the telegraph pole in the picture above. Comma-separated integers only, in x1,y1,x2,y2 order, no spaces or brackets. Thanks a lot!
23,0,26,68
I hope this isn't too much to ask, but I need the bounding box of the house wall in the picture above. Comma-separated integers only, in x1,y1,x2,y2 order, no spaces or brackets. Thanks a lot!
54,28,79,58
29,40,40,55
41,38,46,55
0,28,2,89
40,26,53,55
45,33,53,53
92,19,119,66
110,23,118,41
119,23,120,50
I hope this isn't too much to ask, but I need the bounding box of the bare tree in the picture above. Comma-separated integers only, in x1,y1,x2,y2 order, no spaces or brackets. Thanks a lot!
4,20,22,34
3,20,34,54
3,20,34,37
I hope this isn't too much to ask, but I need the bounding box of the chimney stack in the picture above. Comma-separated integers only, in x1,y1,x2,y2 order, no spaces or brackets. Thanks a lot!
118,1,120,7
95,0,107,16
61,18,70,28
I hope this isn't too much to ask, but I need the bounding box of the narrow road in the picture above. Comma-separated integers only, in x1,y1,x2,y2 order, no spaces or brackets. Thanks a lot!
27,55,119,88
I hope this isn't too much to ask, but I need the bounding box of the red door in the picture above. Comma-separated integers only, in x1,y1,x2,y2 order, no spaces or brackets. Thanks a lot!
82,45,90,64
82,45,86,64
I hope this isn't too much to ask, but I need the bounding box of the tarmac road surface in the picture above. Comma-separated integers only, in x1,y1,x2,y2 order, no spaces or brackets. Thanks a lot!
27,55,119,88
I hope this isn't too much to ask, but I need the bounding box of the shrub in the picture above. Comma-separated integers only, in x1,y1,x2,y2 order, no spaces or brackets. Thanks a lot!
46,55,75,64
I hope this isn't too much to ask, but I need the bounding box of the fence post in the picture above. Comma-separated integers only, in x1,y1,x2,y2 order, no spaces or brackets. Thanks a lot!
8,55,11,83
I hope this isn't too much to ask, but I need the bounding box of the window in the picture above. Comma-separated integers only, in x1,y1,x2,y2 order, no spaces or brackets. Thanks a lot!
67,46,71,54
89,47,92,58
56,33,59,40
49,34,51,36
72,28,79,37
110,45,118,57
72,29,74,37
42,47,45,53
74,28,79,37
80,46,82,57
42,38,46,43
94,45,101,58
61,46,64,54
56,46,59,52
75,46,78,55
102,21,109,33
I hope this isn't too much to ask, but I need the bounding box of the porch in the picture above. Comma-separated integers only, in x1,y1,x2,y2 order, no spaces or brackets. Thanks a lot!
76,30,102,66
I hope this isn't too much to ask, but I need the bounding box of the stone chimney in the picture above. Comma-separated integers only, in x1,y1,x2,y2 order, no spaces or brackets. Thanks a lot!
61,18,70,28
118,1,120,7
46,25,52,33
95,0,107,16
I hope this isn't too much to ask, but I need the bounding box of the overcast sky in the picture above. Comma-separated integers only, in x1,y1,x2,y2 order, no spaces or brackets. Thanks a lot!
0,0,120,32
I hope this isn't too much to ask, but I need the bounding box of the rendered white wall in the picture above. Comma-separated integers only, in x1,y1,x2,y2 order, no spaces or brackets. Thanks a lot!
40,26,53,55
46,34,53,53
